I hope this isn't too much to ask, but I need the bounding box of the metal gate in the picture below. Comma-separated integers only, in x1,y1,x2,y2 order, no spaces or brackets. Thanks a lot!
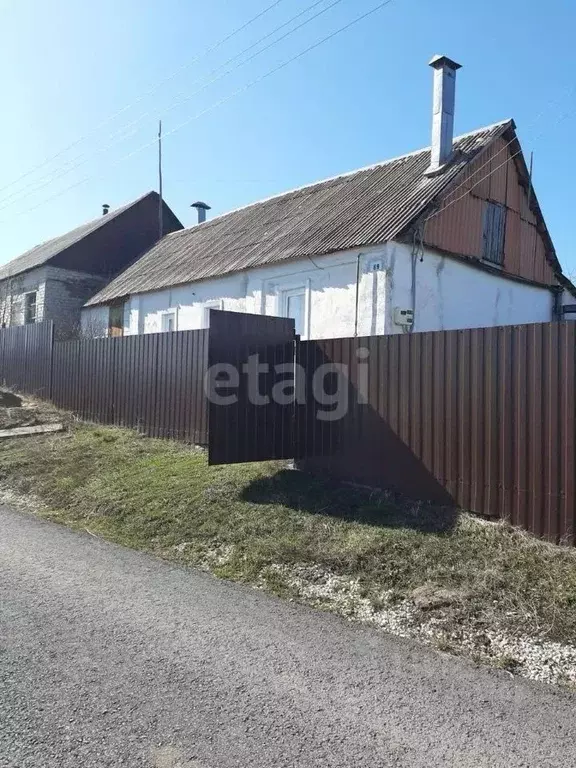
207,310,296,464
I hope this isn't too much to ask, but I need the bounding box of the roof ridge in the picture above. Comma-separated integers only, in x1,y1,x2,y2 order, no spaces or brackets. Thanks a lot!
0,191,157,278
48,189,157,246
453,117,513,140
85,119,519,307
174,119,513,233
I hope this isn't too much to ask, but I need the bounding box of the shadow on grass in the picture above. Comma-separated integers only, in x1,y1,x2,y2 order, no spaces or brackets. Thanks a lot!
241,469,459,534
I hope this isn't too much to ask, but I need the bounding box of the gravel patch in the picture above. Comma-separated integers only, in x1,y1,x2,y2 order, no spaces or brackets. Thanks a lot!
0,485,47,515
267,563,576,688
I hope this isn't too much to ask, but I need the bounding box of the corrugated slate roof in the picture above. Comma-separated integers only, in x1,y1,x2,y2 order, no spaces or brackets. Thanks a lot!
0,192,157,281
86,122,512,306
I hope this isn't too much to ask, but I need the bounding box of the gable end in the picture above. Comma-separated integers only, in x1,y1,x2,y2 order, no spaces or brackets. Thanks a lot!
419,132,558,286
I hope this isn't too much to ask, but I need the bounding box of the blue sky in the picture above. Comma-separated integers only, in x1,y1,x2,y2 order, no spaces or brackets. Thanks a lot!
1,0,575,273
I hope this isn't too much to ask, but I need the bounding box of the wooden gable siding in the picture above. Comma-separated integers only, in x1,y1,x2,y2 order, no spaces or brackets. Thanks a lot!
424,138,556,286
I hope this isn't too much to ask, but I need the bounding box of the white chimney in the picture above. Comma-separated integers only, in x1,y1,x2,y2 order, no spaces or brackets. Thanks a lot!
425,55,462,175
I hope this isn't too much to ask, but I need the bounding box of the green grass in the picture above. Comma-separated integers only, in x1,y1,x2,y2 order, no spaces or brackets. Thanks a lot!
1,423,575,646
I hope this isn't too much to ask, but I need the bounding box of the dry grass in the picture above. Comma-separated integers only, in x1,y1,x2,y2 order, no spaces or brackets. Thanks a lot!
0,421,575,651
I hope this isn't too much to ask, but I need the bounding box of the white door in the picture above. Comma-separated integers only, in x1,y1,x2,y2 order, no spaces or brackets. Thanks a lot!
161,312,176,332
282,289,306,337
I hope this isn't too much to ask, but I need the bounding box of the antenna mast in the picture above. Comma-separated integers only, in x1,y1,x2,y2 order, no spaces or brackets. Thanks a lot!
158,119,164,239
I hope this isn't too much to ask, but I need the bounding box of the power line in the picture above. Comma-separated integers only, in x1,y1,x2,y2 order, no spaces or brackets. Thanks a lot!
424,100,575,226
425,148,524,224
0,0,343,212
423,86,576,227
0,125,140,214
112,0,344,146
2,0,395,223
0,0,288,198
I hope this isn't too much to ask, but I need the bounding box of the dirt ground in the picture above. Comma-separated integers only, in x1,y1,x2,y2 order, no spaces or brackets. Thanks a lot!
0,390,67,430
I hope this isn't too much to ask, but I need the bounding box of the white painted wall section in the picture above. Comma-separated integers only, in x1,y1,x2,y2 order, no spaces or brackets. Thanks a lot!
387,242,554,332
82,240,555,338
117,251,384,339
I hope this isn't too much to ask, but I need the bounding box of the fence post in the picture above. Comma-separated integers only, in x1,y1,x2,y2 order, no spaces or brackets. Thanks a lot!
111,335,117,425
0,327,4,388
48,322,55,401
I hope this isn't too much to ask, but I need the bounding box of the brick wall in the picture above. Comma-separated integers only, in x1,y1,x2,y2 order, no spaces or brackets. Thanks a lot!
42,267,107,340
0,266,107,338
0,268,48,327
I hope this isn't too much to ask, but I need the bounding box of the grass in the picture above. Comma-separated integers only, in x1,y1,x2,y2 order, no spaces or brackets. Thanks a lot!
0,422,576,649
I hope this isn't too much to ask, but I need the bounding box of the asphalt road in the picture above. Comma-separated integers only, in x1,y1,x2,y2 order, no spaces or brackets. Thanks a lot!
1,505,575,767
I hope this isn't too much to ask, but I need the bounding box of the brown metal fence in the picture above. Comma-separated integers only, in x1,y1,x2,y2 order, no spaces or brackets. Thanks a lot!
51,330,209,443
0,322,54,396
0,324,209,443
208,309,296,465
1,319,575,542
51,336,116,424
299,323,576,543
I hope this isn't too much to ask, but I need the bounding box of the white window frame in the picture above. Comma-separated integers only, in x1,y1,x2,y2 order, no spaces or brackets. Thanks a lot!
203,300,224,329
159,308,178,333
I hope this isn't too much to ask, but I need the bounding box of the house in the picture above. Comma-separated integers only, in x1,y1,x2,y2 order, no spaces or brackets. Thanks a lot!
82,57,576,340
0,191,182,339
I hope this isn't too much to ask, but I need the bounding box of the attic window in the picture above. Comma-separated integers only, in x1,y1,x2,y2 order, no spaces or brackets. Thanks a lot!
482,202,506,265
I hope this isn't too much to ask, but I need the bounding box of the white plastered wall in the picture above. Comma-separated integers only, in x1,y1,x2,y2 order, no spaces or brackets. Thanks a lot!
82,240,555,338
118,250,386,339
386,241,554,333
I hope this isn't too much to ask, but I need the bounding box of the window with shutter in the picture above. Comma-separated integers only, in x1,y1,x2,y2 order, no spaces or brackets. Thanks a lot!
482,202,506,265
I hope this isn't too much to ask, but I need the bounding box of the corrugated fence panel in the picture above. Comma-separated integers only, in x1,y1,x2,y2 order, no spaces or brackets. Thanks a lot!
208,310,295,464
0,322,53,396
110,329,208,442
299,322,576,543
49,329,209,444
82,338,115,423
51,337,115,422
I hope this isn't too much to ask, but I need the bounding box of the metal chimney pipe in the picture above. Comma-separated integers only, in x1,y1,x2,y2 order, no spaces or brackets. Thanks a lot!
191,201,211,225
425,55,462,175
102,203,110,216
